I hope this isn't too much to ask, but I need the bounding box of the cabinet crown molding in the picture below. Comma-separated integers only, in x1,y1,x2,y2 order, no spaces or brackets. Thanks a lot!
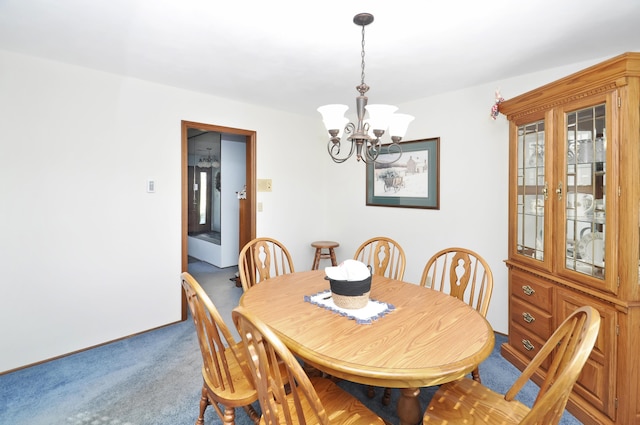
499,52,640,121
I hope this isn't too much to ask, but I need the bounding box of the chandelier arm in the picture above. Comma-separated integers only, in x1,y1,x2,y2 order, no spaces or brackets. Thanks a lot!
384,141,403,162
328,139,356,163
366,140,403,164
327,123,357,163
363,139,381,162
344,121,356,136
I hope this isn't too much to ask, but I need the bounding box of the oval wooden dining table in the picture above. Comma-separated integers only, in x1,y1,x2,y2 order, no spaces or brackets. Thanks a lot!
239,270,495,425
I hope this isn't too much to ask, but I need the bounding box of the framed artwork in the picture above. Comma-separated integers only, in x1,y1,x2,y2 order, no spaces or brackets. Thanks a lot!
366,137,440,209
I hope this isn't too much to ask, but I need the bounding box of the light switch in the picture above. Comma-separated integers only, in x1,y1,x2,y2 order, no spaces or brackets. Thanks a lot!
257,179,272,192
147,179,156,193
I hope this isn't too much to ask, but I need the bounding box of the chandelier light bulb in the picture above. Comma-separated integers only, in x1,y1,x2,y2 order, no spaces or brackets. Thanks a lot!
364,104,398,132
388,113,415,139
317,104,349,131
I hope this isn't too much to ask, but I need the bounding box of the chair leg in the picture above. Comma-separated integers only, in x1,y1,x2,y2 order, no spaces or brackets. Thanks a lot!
368,385,392,405
222,406,236,425
242,405,261,424
197,386,209,425
312,248,322,270
471,366,481,383
329,247,337,266
382,387,392,405
367,385,376,398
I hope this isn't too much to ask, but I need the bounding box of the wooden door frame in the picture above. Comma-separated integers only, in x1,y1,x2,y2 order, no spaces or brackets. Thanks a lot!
181,120,256,320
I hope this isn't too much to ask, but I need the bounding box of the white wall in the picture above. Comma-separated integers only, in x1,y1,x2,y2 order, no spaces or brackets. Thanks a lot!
220,135,246,267
187,236,219,265
0,46,622,372
0,49,325,372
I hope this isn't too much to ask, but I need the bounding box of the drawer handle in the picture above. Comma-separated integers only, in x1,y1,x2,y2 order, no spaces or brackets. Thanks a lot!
522,312,536,323
522,285,536,296
522,339,535,351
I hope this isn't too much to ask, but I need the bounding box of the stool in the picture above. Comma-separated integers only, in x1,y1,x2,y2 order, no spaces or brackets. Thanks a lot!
311,241,339,270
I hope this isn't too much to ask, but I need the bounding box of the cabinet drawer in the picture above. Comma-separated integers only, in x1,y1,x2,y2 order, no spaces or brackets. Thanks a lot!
510,297,552,340
556,288,616,419
508,323,549,367
510,268,553,312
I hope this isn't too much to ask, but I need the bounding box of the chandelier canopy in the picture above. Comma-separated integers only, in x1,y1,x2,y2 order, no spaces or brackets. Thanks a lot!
317,13,414,164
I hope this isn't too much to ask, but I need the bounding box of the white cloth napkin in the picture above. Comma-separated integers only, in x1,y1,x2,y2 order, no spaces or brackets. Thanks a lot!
325,259,370,281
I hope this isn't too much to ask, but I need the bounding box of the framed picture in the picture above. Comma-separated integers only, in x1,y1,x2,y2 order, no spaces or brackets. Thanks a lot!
366,137,440,209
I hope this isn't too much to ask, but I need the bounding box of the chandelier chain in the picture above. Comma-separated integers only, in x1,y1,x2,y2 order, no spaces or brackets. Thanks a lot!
360,24,366,87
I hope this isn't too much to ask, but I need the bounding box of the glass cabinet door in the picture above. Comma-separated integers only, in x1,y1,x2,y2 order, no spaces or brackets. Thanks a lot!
564,103,606,279
516,120,546,261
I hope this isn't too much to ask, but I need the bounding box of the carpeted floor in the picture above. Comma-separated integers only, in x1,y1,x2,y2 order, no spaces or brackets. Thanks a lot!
0,261,582,424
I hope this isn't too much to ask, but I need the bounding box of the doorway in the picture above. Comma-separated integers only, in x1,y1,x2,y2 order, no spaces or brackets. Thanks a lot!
181,120,256,320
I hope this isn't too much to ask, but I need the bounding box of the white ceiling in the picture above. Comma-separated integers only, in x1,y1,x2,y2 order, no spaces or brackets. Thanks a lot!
1,0,639,116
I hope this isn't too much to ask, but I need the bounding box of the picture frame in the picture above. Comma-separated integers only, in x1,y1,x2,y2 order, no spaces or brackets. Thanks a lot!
366,137,440,209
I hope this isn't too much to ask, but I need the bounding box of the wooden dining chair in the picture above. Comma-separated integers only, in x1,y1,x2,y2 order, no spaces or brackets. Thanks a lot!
373,247,494,405
353,236,406,280
238,237,295,292
423,305,600,425
420,247,494,382
232,306,386,425
355,236,406,404
181,272,259,425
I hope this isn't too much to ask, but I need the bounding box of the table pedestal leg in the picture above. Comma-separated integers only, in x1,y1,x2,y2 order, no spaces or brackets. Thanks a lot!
397,387,421,425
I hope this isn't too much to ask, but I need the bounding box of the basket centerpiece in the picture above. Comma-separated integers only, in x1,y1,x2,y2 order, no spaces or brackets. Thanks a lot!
325,259,372,309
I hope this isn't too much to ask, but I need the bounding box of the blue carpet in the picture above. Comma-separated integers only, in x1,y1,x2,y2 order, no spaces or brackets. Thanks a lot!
0,330,583,425
0,263,582,424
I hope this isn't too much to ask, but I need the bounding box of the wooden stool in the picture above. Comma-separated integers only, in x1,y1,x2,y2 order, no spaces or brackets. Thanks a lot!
311,241,339,270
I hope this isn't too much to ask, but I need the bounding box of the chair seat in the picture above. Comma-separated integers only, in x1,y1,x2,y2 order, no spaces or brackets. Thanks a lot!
259,377,386,425
202,344,258,407
423,377,530,424
311,241,340,249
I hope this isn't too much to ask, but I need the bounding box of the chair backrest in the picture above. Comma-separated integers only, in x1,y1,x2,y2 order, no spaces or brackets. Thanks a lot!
232,306,330,425
181,272,251,396
510,305,600,425
419,247,494,317
238,237,295,292
353,236,406,280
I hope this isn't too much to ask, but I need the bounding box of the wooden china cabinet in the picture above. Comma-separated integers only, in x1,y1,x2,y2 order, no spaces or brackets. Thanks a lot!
500,52,640,425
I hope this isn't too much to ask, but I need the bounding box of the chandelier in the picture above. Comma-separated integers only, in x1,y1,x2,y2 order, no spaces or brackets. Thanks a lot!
197,148,220,168
317,13,414,164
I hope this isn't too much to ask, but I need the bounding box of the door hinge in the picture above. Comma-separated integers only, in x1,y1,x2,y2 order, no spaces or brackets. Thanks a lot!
618,96,621,108
617,276,620,287
616,324,620,336
615,397,619,409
